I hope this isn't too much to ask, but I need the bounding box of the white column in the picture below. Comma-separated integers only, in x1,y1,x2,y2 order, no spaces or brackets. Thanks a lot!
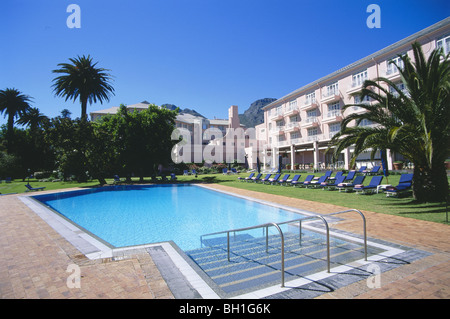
290,144,295,170
313,141,319,170
386,149,394,171
272,147,278,169
344,147,351,170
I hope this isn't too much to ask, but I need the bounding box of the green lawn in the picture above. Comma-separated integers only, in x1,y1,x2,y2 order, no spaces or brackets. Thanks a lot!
2,171,449,224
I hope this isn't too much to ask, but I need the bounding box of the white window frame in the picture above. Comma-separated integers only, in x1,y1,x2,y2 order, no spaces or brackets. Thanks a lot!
305,92,316,105
306,109,317,118
327,102,341,118
437,35,450,55
387,55,405,75
290,131,301,140
352,70,368,87
324,82,339,98
329,122,341,133
307,127,318,137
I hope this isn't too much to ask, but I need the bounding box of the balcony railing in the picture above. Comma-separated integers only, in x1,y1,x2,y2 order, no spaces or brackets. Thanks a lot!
270,110,283,120
321,90,340,102
305,117,318,124
326,110,342,118
285,122,300,131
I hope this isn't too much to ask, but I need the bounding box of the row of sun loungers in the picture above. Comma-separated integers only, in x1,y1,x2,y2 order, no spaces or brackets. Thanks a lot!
238,170,413,196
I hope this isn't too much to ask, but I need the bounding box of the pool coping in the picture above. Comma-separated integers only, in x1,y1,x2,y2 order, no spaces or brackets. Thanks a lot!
18,184,426,299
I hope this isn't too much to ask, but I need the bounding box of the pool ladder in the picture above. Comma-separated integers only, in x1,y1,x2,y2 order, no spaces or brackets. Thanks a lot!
200,209,367,288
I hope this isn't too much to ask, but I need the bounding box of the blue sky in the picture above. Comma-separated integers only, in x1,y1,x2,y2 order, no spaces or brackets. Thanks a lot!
1,0,449,125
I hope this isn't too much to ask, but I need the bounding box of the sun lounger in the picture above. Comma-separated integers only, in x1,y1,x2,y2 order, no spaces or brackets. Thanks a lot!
323,170,333,179
222,168,228,174
344,170,356,182
267,174,281,185
306,175,328,188
363,165,381,175
113,175,122,184
385,174,413,197
170,173,177,181
25,184,46,192
238,172,254,182
251,173,262,183
320,175,346,190
259,174,272,184
354,175,383,194
356,166,367,174
328,171,344,181
276,174,290,185
337,175,365,192
288,175,301,186
295,175,314,187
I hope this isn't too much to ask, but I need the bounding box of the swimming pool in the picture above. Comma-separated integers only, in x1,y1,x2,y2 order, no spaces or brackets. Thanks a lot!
32,184,307,251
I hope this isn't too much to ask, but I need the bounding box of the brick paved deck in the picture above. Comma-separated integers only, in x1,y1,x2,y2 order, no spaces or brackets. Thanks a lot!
1,184,449,299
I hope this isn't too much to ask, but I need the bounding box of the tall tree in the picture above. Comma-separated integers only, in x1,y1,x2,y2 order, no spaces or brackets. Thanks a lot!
51,55,115,119
328,42,449,202
16,107,48,132
0,88,32,151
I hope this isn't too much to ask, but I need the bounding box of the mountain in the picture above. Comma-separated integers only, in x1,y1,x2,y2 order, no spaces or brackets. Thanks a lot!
161,104,206,118
239,98,277,128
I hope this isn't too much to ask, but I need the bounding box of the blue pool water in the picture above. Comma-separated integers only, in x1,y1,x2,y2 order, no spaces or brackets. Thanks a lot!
33,184,305,251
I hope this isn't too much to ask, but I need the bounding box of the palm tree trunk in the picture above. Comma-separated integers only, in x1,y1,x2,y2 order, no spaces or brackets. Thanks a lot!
6,113,15,152
413,163,449,202
81,97,88,119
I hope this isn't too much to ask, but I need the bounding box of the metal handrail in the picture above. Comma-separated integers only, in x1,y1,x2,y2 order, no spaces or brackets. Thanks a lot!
200,209,367,288
201,222,286,287
326,209,367,261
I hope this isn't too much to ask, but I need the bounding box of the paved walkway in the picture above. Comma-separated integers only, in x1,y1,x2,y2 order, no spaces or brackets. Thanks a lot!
1,184,449,299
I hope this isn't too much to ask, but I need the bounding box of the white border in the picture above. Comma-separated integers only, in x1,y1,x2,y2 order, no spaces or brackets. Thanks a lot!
19,185,405,299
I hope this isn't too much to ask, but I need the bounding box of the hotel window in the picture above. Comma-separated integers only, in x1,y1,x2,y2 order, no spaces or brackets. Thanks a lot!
305,92,316,105
352,70,368,87
306,109,317,118
437,35,450,55
329,122,340,138
354,95,370,104
324,82,339,97
278,135,286,142
389,82,408,97
289,99,298,109
290,114,300,122
307,127,319,141
274,105,282,116
291,131,301,140
327,102,341,117
359,119,375,127
354,95,370,111
275,120,284,132
387,55,405,75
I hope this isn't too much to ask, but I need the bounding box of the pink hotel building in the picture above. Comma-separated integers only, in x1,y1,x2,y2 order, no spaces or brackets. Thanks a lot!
255,17,450,171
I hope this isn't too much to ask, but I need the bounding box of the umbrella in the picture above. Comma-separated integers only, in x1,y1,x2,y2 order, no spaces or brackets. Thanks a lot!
380,149,389,183
257,157,261,174
278,155,283,173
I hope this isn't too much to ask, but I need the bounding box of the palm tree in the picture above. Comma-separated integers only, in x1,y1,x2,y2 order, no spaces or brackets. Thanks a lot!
0,88,33,150
16,107,48,132
52,55,115,119
328,42,449,202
